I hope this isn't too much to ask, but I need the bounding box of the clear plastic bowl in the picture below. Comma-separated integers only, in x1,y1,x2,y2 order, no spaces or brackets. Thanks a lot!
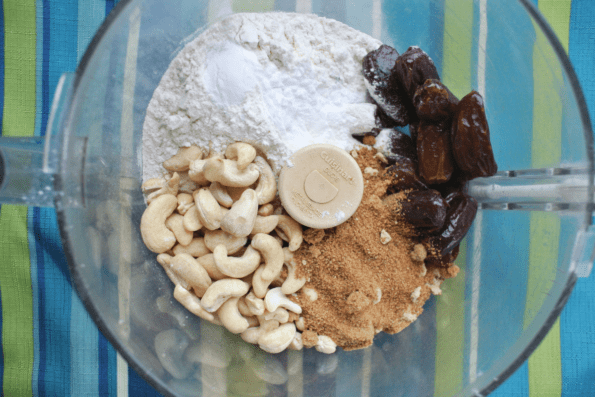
1,0,592,396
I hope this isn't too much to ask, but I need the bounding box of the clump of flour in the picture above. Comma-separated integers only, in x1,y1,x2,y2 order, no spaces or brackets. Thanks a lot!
142,12,381,181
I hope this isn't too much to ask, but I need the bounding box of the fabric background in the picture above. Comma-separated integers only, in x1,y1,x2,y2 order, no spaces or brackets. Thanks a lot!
0,0,594,396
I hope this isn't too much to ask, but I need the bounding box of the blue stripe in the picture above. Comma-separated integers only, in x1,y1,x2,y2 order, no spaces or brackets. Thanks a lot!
106,0,115,15
312,0,345,24
275,0,297,12
129,365,165,397
98,333,109,396
345,0,373,37
28,211,40,397
108,341,117,396
34,208,47,396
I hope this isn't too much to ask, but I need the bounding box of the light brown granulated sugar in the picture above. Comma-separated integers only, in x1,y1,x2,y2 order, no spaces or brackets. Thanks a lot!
292,147,458,351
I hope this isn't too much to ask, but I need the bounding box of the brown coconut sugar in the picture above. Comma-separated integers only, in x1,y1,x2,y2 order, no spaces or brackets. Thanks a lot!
292,146,459,351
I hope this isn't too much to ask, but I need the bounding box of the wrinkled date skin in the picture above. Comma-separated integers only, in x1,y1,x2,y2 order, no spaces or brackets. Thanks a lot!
451,91,498,178
363,45,412,126
427,244,460,267
430,192,478,256
413,79,459,122
398,189,447,232
386,158,428,192
389,129,417,162
416,121,455,184
391,46,440,101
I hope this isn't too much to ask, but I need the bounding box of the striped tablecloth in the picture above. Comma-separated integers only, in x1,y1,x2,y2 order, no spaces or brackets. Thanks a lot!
0,0,594,396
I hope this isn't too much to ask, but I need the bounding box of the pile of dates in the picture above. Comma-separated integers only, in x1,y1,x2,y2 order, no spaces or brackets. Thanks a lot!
358,45,498,266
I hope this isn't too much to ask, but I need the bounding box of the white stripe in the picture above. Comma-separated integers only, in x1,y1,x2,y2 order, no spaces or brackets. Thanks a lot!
296,0,312,14
117,352,129,397
469,0,487,384
361,347,372,397
372,0,382,40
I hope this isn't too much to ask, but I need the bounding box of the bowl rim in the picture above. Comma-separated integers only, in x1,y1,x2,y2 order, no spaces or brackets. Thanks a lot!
58,0,594,396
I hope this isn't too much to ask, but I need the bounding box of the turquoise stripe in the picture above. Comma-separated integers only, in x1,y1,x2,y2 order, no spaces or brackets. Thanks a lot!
345,0,373,37
77,0,105,62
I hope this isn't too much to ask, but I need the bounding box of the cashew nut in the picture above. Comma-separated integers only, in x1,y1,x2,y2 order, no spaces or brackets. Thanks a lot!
170,253,212,297
217,297,250,334
246,316,259,328
204,229,247,255
251,233,284,282
281,251,307,295
288,332,303,350
157,253,186,287
258,323,297,354
177,193,194,215
244,292,265,316
193,188,223,230
221,189,258,237
227,186,250,202
173,284,215,322
258,308,290,324
141,194,178,253
251,215,279,235
258,204,274,217
173,237,210,257
295,317,305,331
241,327,263,344
213,245,261,278
182,205,203,232
275,215,303,252
209,182,233,208
197,253,227,280
252,265,273,298
253,156,276,205
163,146,203,172
237,298,253,317
200,279,250,312
315,335,337,354
225,142,257,170
188,159,208,184
165,213,194,246
264,287,302,314
142,173,180,204
203,157,260,187
178,171,200,194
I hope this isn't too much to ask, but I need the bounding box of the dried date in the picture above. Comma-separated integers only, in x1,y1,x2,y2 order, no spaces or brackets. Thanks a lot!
413,79,458,122
351,128,381,144
398,189,447,232
386,158,427,192
391,46,440,101
430,191,478,256
389,129,417,162
416,121,455,184
451,91,497,178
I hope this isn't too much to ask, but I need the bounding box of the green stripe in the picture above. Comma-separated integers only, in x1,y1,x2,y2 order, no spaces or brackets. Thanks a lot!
525,1,571,396
232,0,275,13
1,1,36,396
435,1,473,395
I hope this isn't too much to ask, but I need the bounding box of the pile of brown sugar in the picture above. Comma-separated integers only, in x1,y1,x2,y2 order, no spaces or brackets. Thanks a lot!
292,146,459,351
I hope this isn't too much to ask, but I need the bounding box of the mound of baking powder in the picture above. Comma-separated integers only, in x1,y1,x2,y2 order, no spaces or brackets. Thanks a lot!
142,12,381,181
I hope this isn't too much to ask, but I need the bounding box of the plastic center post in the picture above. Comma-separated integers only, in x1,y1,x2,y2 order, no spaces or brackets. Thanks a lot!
278,144,364,229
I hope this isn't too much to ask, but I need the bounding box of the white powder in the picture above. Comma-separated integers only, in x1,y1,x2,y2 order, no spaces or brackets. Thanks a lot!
142,12,382,181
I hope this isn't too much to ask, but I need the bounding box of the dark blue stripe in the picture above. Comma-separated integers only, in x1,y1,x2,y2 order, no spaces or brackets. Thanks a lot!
34,207,47,396
98,332,109,396
128,365,165,397
106,0,115,15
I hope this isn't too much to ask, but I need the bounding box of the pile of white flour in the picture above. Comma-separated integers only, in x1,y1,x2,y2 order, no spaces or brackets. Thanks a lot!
142,12,382,181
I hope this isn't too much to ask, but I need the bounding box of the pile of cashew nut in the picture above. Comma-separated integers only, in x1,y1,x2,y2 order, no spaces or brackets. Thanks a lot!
140,142,336,355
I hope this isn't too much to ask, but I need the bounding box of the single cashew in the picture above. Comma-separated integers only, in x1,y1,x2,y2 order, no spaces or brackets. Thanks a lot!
143,173,180,204
193,188,223,230
253,156,276,205
170,254,212,297
203,157,260,187
237,298,254,317
265,287,302,314
157,253,186,288
163,146,203,172
227,186,250,202
315,335,337,354
183,205,203,232
252,265,273,298
165,213,194,246
241,327,263,344
200,279,250,312
173,237,210,257
141,194,178,253
221,189,258,237
251,215,279,235
209,182,233,208
288,332,303,350
197,254,227,280
258,204,274,217
213,245,261,278
204,229,247,255
295,317,305,331
251,233,284,282
217,297,250,334
178,171,201,194
275,215,303,252
281,252,307,295
225,142,257,170
258,308,290,324
173,284,215,322
188,159,208,184
246,316,259,328
177,193,194,215
245,291,265,316
258,322,297,354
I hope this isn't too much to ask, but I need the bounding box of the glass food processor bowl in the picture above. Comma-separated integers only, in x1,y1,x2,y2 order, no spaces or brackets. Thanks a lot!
0,0,593,396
